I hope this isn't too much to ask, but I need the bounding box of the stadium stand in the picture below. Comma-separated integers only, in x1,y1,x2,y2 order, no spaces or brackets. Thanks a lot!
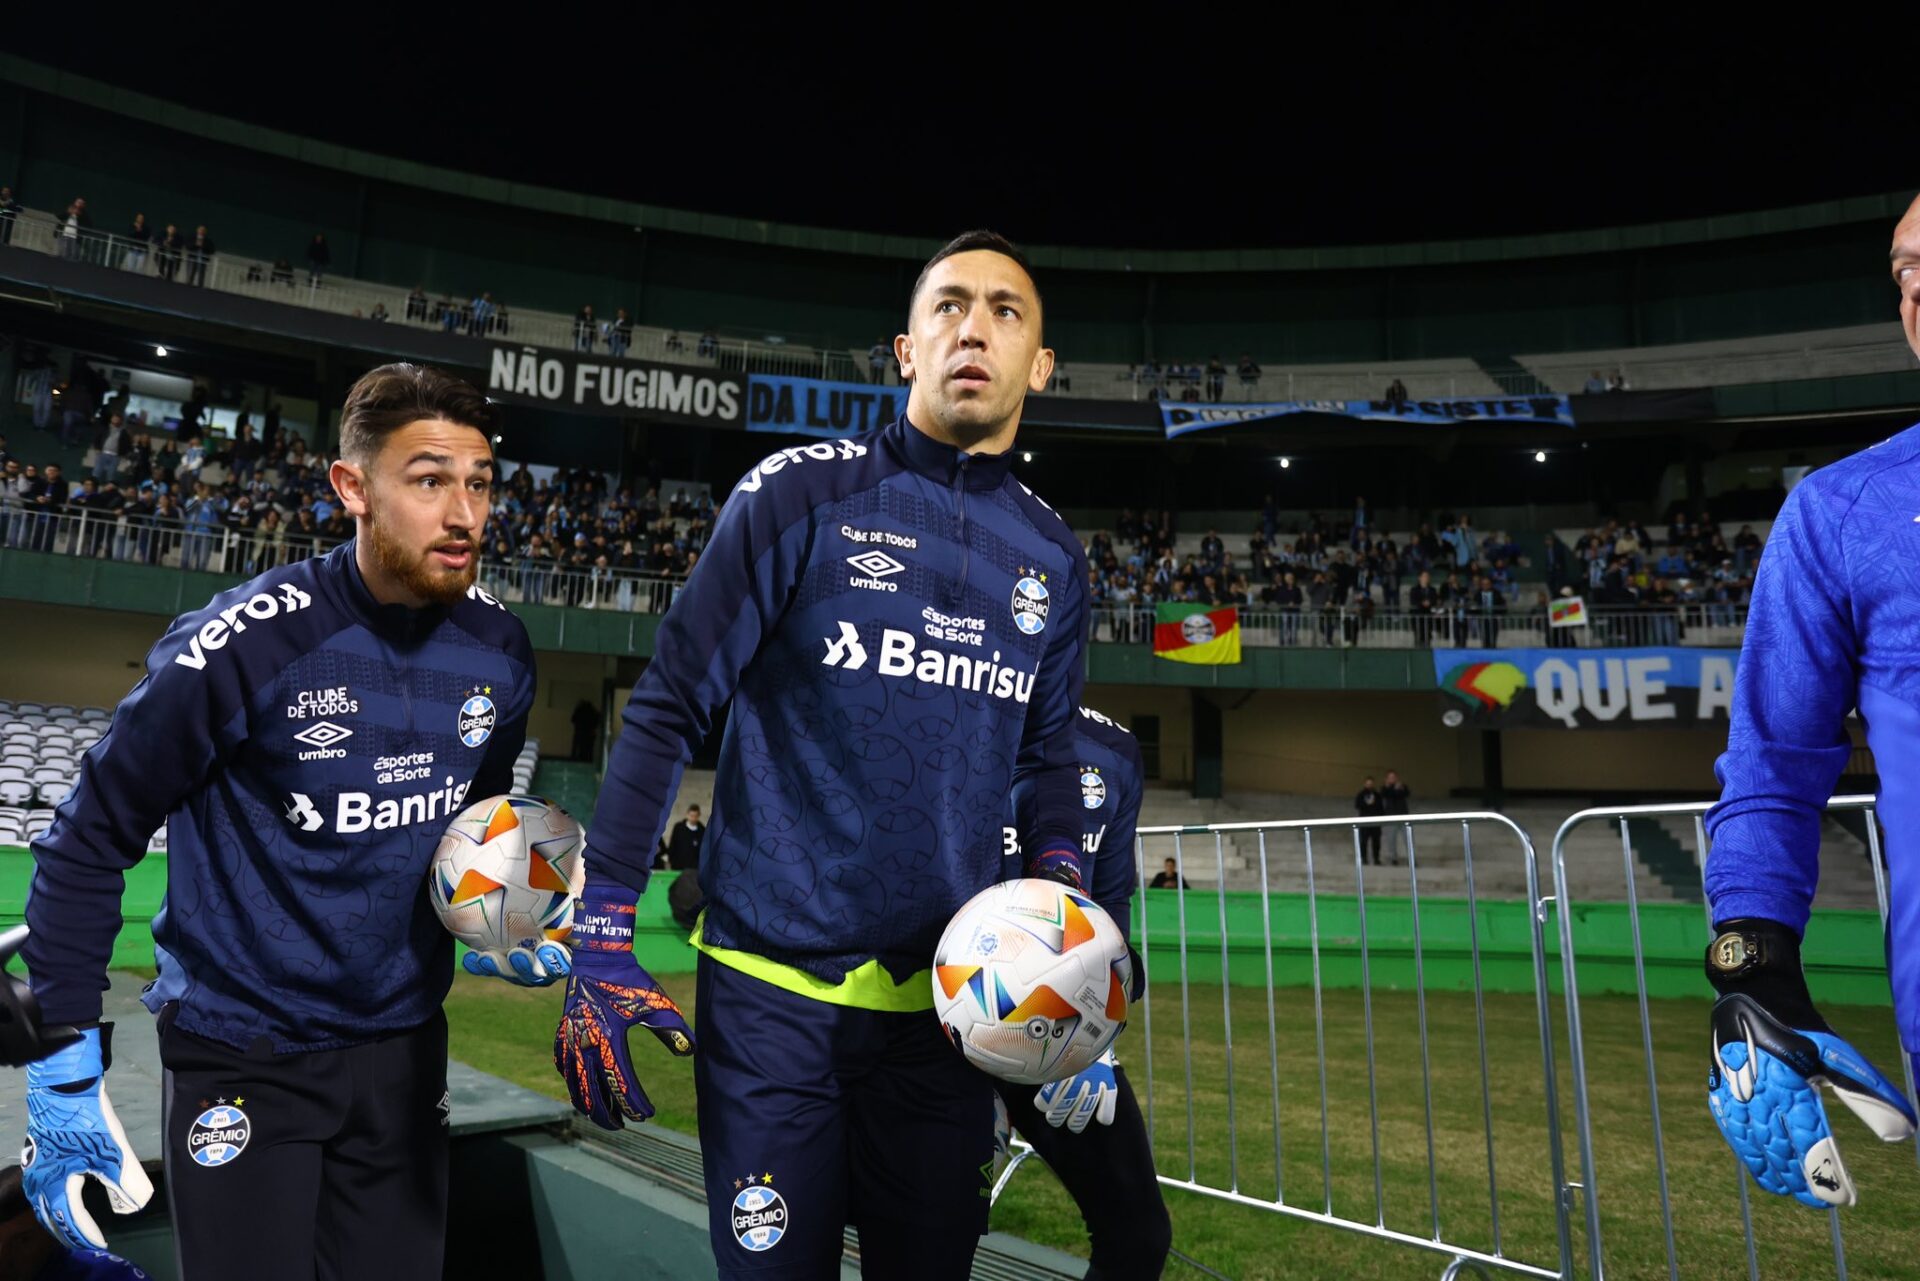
3,204,1909,403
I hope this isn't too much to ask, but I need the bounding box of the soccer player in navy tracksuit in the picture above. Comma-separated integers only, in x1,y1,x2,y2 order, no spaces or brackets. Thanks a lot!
19,365,554,1279
1001,707,1171,1281
554,231,1093,1280
1700,199,1920,1210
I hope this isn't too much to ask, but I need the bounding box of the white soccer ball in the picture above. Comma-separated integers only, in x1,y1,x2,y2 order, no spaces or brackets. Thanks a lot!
931,878,1132,1085
429,794,584,954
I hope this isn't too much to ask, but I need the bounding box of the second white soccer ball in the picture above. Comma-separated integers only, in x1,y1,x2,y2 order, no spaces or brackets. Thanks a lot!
429,794,584,954
931,878,1131,1086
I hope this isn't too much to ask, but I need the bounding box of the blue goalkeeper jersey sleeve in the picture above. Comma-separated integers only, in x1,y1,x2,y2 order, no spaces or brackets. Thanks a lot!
587,414,1090,997
1007,706,1144,942
23,540,535,1051
1704,423,1920,1051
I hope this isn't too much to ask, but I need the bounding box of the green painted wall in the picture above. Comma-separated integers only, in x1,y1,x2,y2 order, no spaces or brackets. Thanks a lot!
6,849,1886,1010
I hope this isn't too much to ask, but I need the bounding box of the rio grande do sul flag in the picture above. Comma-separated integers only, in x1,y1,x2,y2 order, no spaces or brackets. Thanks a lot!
1549,595,1588,628
1153,603,1242,664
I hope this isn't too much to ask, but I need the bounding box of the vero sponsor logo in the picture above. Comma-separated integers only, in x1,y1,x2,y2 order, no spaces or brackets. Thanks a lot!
733,440,867,495
174,583,313,670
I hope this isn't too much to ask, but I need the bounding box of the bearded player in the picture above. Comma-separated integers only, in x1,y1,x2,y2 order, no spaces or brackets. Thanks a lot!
21,364,549,1278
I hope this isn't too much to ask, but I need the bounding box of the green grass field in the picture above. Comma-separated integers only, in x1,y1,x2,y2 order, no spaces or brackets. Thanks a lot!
443,966,1919,1281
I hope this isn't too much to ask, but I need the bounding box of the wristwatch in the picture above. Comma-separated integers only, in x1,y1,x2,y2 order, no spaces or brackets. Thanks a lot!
1706,926,1771,980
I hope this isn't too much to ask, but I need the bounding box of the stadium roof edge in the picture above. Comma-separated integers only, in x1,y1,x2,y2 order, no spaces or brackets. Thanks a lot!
3,54,1912,273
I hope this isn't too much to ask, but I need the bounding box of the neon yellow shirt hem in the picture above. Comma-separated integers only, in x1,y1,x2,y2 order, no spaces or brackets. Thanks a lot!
690,913,934,1012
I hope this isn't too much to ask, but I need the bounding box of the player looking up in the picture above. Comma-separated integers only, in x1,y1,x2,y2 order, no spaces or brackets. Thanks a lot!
20,364,545,1278
556,229,1091,1279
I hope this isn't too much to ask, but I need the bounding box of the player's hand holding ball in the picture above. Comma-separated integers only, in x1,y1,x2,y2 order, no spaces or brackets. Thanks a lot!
553,864,696,1130
1035,1048,1120,1132
430,795,583,987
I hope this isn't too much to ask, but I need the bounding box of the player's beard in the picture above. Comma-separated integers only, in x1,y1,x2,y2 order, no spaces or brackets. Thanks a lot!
365,496,476,607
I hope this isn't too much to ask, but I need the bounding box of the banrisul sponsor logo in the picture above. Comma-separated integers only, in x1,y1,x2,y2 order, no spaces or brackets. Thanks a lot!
820,622,1034,704
286,777,474,833
174,583,313,669
733,440,867,496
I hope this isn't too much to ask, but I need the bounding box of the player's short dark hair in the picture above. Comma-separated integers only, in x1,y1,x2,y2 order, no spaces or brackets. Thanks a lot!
338,363,493,466
909,230,1043,334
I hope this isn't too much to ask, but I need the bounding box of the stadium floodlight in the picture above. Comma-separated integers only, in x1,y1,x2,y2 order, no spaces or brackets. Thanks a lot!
1021,451,1033,463
1278,456,1291,469
154,345,168,358
1534,450,1547,463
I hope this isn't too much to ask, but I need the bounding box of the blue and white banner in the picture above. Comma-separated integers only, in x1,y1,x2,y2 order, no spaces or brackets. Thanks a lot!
1434,647,1740,730
747,375,906,437
1163,394,1575,438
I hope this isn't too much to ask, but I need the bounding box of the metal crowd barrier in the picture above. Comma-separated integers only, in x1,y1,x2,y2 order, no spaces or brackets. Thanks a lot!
1550,797,1919,1281
1094,813,1573,1280
987,799,1915,1280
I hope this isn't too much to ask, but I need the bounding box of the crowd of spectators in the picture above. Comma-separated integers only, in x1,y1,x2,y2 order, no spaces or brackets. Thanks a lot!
1083,498,1766,648
1127,354,1264,402
0,363,719,609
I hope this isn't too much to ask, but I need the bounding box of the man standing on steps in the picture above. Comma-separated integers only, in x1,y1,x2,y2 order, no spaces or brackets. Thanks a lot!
1354,775,1385,866
1380,769,1411,866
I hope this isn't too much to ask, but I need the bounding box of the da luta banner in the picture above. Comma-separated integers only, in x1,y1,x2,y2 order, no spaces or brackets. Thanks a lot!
1435,647,1738,729
1154,604,1242,664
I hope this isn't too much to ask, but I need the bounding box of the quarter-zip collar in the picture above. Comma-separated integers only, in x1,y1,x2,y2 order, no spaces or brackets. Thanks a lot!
330,538,452,644
883,414,1015,492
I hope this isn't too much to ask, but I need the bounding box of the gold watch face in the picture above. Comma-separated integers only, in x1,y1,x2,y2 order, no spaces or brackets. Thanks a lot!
1711,934,1750,971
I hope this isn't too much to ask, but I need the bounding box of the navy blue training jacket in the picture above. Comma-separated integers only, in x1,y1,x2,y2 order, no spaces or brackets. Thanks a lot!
24,541,534,1051
588,415,1090,989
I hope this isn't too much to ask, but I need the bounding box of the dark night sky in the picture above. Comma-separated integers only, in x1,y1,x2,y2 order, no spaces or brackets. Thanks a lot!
17,16,1914,250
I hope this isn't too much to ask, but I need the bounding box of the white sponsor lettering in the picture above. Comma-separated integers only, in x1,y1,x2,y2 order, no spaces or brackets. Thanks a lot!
174,583,313,670
287,685,358,720
1077,706,1129,733
841,525,918,550
922,605,985,645
333,777,472,834
871,627,1034,704
375,751,436,785
733,440,867,496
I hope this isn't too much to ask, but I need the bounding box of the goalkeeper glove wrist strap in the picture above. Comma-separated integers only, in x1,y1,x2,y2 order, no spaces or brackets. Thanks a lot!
1706,917,1826,1031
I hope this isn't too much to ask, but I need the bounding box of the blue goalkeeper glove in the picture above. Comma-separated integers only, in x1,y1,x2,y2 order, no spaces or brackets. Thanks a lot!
22,1025,154,1251
1034,1048,1119,1133
1705,918,1916,1207
462,941,572,987
554,880,695,1130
